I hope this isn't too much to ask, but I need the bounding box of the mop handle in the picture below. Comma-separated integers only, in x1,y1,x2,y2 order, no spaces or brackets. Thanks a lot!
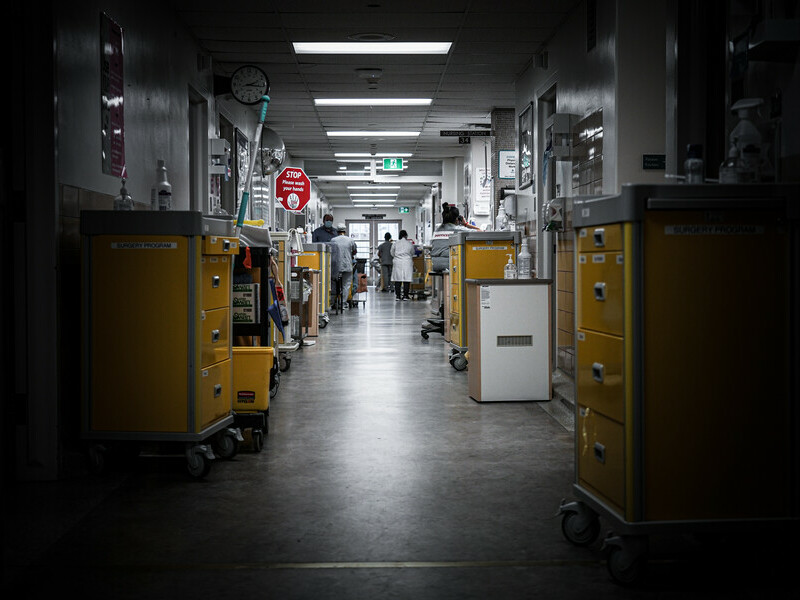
236,95,271,236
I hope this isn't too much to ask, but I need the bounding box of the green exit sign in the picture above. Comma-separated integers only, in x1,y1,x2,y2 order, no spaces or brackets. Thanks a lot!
383,158,403,170
398,206,409,213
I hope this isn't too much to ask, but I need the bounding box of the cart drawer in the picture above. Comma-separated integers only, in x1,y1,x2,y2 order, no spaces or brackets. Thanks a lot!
577,252,624,335
577,405,625,514
201,308,231,367
201,255,231,310
202,235,239,255
576,329,624,423
198,360,232,431
577,224,623,252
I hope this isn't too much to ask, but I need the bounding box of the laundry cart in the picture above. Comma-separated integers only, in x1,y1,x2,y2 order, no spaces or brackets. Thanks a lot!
447,231,520,370
558,183,800,584
81,211,241,478
295,242,331,329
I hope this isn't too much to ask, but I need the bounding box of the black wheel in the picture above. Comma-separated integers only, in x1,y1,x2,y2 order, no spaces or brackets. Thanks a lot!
319,318,328,329
279,356,291,372
607,545,647,586
252,429,264,453
451,355,467,371
214,432,239,460
186,453,211,479
561,510,600,547
87,444,106,476
421,331,429,340
270,371,280,399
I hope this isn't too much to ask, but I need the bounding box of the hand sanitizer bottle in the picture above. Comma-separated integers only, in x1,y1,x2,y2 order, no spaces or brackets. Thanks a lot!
150,160,172,210
113,178,134,211
504,254,517,279
517,238,531,279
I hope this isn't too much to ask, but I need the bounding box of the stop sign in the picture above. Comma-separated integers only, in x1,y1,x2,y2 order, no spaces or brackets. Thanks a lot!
276,167,311,212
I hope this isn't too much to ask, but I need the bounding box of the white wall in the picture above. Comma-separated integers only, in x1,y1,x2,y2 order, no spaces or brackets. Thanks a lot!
56,1,220,208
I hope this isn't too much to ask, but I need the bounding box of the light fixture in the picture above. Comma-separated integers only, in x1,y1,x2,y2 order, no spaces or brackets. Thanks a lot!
315,98,431,106
335,153,413,158
352,198,396,202
327,131,420,137
350,193,398,197
293,42,451,54
347,185,401,189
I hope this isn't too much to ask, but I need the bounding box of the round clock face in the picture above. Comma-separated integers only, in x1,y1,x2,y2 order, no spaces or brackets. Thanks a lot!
230,65,270,105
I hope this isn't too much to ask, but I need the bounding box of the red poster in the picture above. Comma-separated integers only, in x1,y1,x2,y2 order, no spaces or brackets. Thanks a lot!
101,13,125,177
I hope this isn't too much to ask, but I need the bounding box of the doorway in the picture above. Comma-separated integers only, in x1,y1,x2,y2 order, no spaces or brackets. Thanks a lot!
347,219,401,284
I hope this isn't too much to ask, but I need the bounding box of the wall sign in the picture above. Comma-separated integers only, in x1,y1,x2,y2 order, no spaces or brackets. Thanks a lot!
100,13,125,177
499,150,516,179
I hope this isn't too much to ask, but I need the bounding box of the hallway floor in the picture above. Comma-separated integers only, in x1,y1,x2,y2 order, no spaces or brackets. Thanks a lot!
3,289,797,598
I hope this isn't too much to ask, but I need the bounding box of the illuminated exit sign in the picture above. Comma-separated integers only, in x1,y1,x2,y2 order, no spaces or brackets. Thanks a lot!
398,206,409,213
383,158,403,171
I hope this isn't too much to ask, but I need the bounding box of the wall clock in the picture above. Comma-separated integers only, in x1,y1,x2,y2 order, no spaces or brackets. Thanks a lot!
230,65,270,105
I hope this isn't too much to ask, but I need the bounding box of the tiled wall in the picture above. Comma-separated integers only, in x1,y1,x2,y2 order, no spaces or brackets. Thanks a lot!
555,200,575,376
555,109,603,377
491,108,516,217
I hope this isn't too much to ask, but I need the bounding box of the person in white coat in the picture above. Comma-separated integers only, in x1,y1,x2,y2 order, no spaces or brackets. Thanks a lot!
390,230,415,301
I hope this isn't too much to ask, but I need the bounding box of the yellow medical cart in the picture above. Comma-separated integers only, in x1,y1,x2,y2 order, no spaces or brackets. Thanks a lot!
232,346,272,452
81,211,241,478
296,242,331,329
558,184,799,584
447,231,520,370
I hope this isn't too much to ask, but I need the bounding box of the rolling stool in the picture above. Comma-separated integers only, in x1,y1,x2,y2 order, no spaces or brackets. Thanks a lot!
421,270,445,339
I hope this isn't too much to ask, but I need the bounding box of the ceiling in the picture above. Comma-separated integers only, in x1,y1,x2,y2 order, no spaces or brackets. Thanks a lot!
171,0,582,210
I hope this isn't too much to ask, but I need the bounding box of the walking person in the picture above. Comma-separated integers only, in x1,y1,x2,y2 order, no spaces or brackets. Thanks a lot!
391,230,414,301
376,232,394,292
330,223,358,307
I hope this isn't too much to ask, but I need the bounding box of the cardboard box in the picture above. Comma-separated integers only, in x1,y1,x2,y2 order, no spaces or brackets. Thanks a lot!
232,306,259,323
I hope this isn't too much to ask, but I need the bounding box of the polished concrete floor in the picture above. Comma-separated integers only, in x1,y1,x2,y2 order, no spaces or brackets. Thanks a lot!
3,289,797,598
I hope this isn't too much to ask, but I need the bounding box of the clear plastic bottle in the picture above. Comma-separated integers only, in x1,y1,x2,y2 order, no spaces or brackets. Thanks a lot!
718,144,740,184
150,159,172,210
113,178,134,211
517,238,531,279
684,144,704,184
504,254,517,279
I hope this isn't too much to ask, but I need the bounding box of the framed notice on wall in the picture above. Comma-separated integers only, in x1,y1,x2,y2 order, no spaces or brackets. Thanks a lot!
100,13,125,177
499,150,516,179
518,103,533,190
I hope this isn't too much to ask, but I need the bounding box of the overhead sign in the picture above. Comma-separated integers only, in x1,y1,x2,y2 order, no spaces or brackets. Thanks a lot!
383,158,403,170
440,130,493,137
276,167,311,212
398,206,409,213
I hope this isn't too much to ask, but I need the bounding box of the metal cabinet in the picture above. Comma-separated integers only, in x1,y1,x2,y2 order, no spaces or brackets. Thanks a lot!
81,211,238,478
559,184,800,584
447,231,520,370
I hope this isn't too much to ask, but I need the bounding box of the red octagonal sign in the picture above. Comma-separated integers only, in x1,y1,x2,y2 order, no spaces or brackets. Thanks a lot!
276,167,311,212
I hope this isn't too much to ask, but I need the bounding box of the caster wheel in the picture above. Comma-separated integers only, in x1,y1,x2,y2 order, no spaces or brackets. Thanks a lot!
252,429,264,453
270,370,280,399
319,318,328,329
451,355,467,371
561,510,600,547
421,331,429,340
87,444,107,476
186,453,211,479
607,545,646,585
279,356,291,372
214,432,239,460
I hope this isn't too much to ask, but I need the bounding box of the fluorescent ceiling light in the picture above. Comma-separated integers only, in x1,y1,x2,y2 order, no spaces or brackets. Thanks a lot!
315,98,431,106
335,153,413,158
350,193,398,197
336,159,372,163
294,42,451,54
353,198,396,202
347,185,401,189
328,131,420,137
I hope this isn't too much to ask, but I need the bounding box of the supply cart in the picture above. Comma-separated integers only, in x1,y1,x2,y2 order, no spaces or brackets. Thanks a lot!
296,242,331,329
447,231,520,370
81,211,242,478
558,183,800,584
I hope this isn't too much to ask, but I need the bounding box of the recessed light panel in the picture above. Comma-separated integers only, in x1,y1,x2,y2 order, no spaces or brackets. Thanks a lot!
293,42,451,54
